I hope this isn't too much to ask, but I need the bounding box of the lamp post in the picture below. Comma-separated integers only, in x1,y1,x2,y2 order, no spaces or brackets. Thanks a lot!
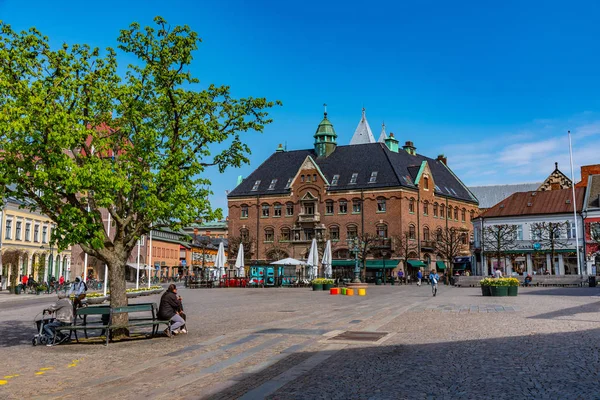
40,243,54,284
347,237,362,283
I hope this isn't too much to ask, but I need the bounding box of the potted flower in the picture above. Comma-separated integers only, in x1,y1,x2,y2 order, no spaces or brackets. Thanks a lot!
86,292,107,304
312,278,326,291
36,285,47,295
479,278,493,296
507,277,519,296
322,279,335,291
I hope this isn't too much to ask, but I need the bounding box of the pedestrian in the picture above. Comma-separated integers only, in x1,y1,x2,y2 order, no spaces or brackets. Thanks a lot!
398,270,404,285
69,277,87,311
59,275,65,286
157,284,186,337
430,269,440,296
417,269,423,286
494,268,503,278
43,293,73,346
22,274,29,288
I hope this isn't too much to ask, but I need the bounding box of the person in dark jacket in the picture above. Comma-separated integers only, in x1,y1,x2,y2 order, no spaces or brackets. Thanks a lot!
157,284,185,337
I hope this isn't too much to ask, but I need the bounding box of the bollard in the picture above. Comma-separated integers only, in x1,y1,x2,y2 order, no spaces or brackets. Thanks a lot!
330,288,339,295
346,288,354,296
341,288,347,295
358,288,366,296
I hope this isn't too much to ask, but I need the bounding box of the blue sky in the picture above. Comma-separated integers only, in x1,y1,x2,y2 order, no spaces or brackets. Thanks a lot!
2,0,600,214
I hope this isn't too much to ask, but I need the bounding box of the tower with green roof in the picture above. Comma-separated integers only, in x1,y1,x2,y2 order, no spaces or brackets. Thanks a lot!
314,104,337,157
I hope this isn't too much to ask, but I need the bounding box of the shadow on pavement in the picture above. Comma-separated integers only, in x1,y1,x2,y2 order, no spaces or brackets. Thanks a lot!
520,287,600,297
527,300,600,320
208,328,600,400
0,319,36,347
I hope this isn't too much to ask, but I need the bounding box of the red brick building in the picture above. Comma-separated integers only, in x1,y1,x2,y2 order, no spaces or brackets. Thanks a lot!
227,110,479,277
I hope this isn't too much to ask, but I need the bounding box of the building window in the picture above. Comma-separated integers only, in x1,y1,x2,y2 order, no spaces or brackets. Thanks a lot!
301,175,305,183
274,203,282,217
303,228,315,241
268,179,277,190
423,226,430,241
369,172,378,183
531,226,542,241
264,228,274,242
461,208,466,222
423,176,429,190
303,202,315,215
25,223,31,241
339,200,348,214
376,224,387,238
286,202,294,216
5,219,12,240
240,228,249,241
352,199,361,213
461,232,468,245
516,225,523,240
454,207,459,221
313,174,317,182
330,226,340,241
423,201,429,216
470,210,475,221
331,174,339,186
447,206,451,219
281,228,290,241
409,198,415,213
349,173,358,184
436,228,443,242
306,175,311,183
241,205,249,218
262,204,270,217
377,199,386,212
440,206,445,219
34,225,39,242
347,225,358,239
409,224,416,240
433,203,438,217
42,226,48,243
567,221,577,239
251,180,261,191
325,200,334,214
15,221,22,240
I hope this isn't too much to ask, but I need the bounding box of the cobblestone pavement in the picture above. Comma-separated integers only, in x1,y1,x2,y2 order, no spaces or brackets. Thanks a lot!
1,284,600,399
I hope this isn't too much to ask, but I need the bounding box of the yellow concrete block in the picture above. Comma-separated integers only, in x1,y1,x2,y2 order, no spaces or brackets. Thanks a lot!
346,289,354,296
358,288,366,296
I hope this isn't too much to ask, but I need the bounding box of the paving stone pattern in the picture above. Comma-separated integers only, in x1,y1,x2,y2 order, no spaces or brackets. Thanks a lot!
0,285,600,399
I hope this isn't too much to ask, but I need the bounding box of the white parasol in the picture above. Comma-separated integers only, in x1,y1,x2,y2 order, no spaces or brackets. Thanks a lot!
322,240,333,278
235,244,245,277
306,238,319,280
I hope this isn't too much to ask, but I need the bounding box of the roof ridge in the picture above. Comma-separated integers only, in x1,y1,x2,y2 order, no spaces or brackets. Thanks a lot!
468,182,543,188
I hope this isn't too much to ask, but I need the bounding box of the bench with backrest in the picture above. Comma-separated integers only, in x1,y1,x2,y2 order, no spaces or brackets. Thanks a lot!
54,303,170,346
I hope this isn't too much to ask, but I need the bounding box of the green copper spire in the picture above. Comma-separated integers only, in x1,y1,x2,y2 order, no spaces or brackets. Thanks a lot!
314,104,337,157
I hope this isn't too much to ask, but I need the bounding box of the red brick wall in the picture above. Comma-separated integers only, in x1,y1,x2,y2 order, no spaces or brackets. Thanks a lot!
576,165,600,188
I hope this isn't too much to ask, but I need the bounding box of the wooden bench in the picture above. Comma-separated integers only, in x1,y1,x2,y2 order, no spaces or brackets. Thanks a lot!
54,303,170,346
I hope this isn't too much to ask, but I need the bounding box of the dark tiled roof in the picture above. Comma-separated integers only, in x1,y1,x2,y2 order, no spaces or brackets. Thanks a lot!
479,188,585,218
586,175,600,209
228,143,478,203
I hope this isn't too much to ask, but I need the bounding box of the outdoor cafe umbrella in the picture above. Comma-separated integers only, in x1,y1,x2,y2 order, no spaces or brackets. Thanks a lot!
307,238,319,279
322,240,333,278
270,258,305,265
235,244,245,277
215,241,227,278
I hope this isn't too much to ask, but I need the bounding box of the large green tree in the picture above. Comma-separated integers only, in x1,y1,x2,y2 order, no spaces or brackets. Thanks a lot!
0,17,280,335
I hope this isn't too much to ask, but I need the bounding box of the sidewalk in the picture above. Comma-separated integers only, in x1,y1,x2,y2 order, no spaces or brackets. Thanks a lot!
0,289,53,303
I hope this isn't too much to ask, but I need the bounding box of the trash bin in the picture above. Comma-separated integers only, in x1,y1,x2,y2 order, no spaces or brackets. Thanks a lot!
589,276,596,288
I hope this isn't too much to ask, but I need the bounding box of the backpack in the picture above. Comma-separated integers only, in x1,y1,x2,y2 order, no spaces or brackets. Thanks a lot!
82,281,88,292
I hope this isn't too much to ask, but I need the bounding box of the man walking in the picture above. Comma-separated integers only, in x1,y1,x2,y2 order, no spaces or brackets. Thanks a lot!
417,269,423,286
430,269,439,297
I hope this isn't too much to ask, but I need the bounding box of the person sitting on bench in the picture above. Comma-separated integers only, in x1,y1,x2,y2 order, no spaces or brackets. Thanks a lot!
157,284,186,337
524,274,533,287
44,293,74,346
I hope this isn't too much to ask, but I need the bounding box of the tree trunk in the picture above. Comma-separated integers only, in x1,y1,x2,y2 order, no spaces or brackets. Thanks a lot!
10,264,18,293
108,261,129,338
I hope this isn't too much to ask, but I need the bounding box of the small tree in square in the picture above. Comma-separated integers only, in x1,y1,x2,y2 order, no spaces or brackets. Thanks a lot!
482,224,519,275
530,222,570,275
391,231,418,272
434,227,468,282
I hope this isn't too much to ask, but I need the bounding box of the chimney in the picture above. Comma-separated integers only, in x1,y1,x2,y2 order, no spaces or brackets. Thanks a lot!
384,132,399,152
402,140,416,155
436,154,447,165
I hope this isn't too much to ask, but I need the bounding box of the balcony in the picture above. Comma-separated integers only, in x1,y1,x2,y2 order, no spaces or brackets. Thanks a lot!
421,240,436,250
298,213,321,223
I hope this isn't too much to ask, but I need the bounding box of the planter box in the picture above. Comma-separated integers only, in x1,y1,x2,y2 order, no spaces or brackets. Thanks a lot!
87,296,107,304
312,284,323,291
481,286,491,296
490,286,508,297
507,286,518,296
323,284,333,291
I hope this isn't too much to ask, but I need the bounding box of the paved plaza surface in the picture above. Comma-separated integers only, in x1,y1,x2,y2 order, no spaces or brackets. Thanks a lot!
1,284,600,399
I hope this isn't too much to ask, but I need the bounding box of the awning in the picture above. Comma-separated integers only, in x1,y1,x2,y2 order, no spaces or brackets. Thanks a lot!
436,261,446,270
453,263,467,270
126,263,147,270
407,260,427,268
365,260,400,269
332,260,356,267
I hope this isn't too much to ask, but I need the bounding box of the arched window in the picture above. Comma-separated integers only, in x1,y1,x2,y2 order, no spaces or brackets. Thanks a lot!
347,224,358,239
286,202,294,216
376,224,388,238
440,206,445,219
264,228,274,242
325,200,334,214
329,225,340,241
470,210,475,221
274,203,282,217
339,199,348,214
454,207,458,221
280,227,290,242
423,176,429,190
447,206,452,219
377,197,386,212
423,226,430,241
409,224,416,240
436,228,443,242
423,201,429,215
240,228,249,241
433,202,438,217
352,198,362,213
461,208,466,222
409,198,415,213
262,203,270,217
461,231,468,245
241,204,249,219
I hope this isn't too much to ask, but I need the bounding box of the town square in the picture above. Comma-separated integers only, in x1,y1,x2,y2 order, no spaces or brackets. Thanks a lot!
2,1,600,399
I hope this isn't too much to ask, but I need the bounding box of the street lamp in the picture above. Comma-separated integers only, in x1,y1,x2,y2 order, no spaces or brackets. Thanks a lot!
347,237,362,283
40,243,54,283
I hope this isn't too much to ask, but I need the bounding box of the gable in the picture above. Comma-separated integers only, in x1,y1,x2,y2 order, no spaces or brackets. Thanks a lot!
538,166,572,191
